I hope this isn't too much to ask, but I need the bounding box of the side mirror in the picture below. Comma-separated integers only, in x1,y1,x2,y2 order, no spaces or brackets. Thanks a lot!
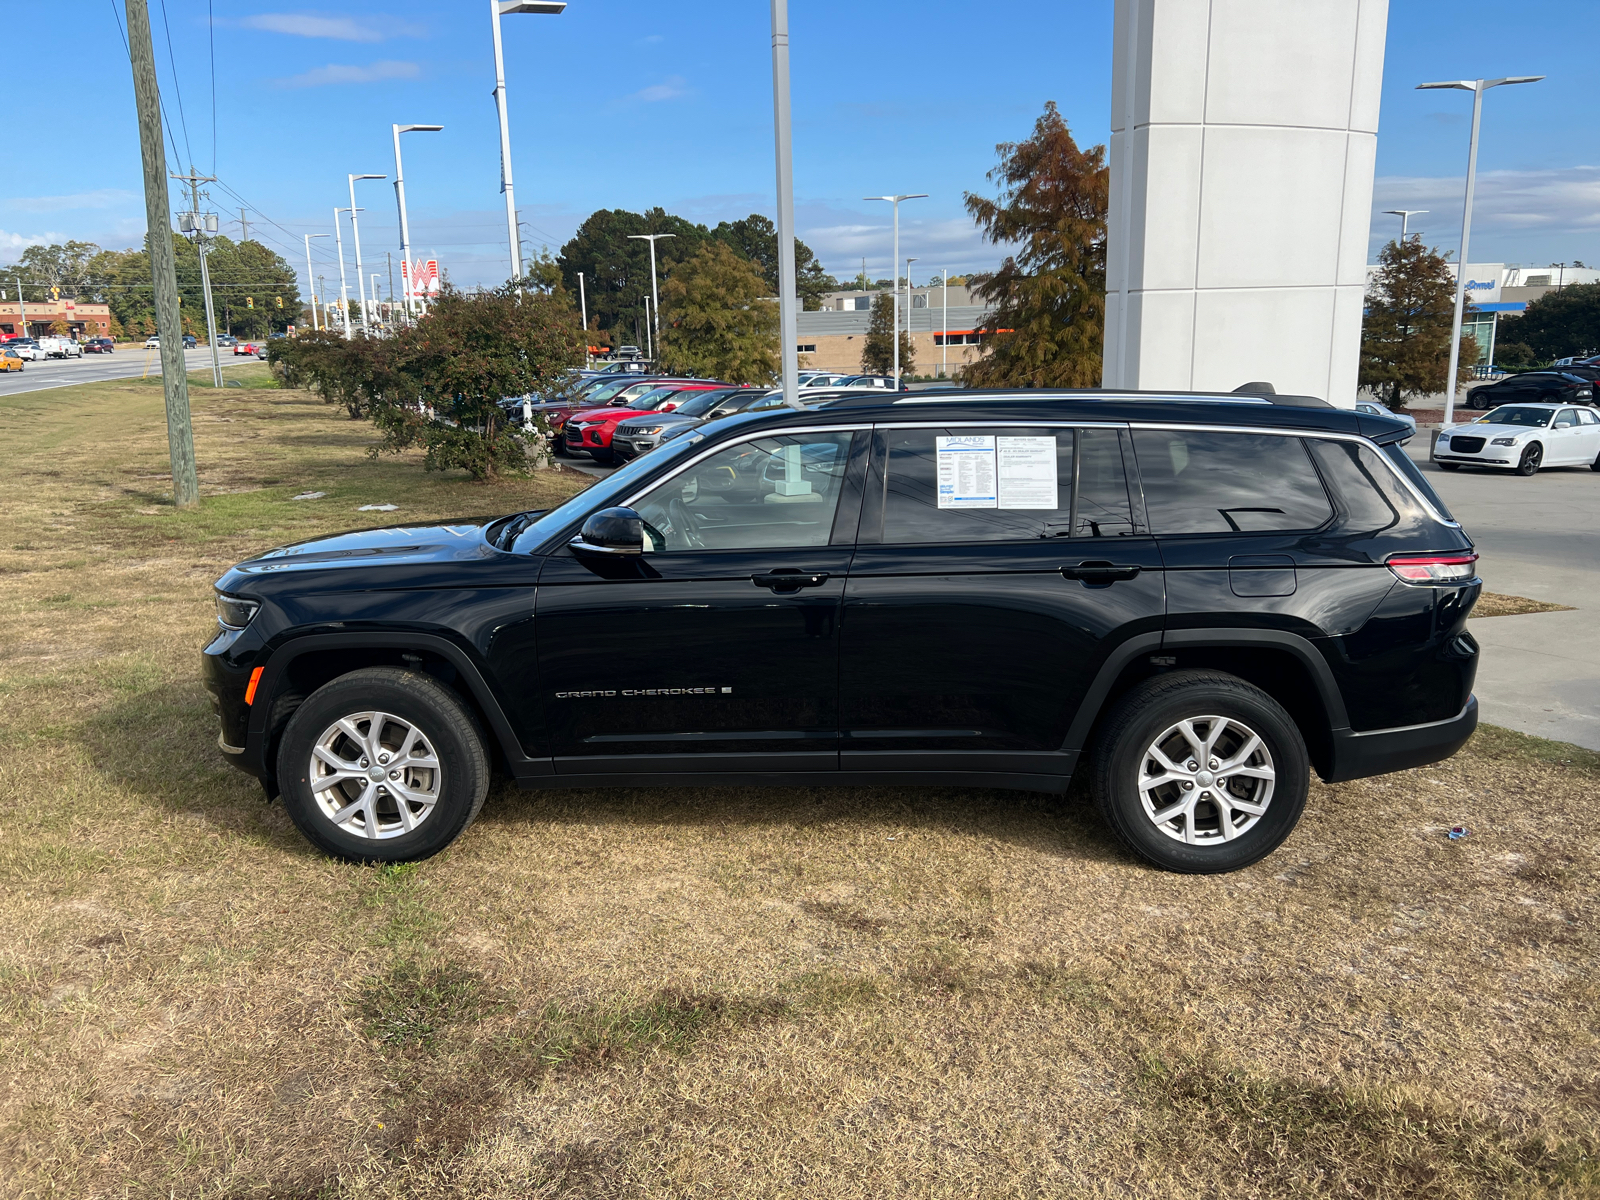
1555,420,1574,429
573,507,644,555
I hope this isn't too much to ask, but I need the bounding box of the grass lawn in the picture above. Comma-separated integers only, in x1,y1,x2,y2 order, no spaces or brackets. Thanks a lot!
1,370,1597,1198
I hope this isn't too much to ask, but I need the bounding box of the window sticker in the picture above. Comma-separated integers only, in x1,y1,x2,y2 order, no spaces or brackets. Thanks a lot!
936,435,997,508
996,436,1058,509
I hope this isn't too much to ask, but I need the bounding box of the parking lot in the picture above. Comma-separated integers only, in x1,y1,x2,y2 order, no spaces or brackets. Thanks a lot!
1405,438,1600,749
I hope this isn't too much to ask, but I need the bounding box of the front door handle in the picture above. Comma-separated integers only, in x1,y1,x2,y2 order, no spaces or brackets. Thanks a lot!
1061,560,1141,585
752,570,830,593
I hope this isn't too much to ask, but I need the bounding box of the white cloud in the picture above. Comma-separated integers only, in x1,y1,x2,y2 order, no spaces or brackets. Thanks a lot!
233,12,424,42
628,75,690,103
1371,166,1600,257
5,189,136,214
0,228,62,257
274,60,421,88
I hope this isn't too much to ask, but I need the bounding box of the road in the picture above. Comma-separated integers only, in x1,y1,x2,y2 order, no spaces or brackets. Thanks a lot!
1405,439,1599,750
0,347,261,397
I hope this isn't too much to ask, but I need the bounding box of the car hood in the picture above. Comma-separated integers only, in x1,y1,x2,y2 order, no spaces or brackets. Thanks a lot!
1442,421,1544,437
570,405,661,424
218,519,501,584
618,411,699,429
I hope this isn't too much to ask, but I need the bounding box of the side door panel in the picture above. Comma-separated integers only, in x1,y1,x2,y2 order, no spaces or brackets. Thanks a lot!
839,424,1164,774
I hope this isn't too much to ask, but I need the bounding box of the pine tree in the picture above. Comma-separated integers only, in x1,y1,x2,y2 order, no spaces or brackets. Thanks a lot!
1360,238,1480,409
961,101,1107,388
860,291,913,376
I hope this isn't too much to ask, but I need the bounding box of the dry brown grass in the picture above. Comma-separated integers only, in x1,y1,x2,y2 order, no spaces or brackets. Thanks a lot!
1,372,1598,1198
1471,593,1576,619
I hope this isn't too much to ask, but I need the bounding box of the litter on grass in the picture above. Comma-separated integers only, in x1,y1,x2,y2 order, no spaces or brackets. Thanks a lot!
1449,826,1470,840
291,491,326,501
358,503,399,511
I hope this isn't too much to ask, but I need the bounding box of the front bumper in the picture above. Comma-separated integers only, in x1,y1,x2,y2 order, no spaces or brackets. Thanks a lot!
612,432,659,458
1323,697,1478,783
1433,453,1514,467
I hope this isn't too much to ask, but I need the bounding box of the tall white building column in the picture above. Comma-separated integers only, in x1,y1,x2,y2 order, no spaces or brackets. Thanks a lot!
1102,0,1387,406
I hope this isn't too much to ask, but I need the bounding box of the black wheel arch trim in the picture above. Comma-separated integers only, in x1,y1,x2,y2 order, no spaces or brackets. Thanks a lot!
243,630,547,783
1061,628,1351,754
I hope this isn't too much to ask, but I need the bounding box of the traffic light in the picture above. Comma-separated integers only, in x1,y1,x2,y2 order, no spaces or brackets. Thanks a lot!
246,296,254,309
274,296,283,309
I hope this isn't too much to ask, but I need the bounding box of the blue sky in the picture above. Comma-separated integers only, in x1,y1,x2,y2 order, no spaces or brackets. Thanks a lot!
3,0,1597,296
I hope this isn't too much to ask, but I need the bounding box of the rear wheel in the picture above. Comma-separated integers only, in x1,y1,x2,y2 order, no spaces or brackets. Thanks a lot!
1516,443,1543,476
1090,671,1309,874
276,667,489,863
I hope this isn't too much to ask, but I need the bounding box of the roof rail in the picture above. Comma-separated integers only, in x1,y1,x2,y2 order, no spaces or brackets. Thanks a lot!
820,387,1332,409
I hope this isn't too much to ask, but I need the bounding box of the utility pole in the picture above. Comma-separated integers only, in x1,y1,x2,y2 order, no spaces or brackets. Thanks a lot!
125,0,198,508
13,277,26,337
238,208,250,242
174,168,224,388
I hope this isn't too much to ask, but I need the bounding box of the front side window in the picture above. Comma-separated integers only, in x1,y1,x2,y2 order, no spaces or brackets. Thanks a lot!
880,426,1135,543
632,431,856,552
1132,429,1333,535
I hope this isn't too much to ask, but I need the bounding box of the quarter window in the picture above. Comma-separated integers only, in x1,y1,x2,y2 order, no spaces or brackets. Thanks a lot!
632,431,856,552
880,426,1135,543
1132,430,1333,534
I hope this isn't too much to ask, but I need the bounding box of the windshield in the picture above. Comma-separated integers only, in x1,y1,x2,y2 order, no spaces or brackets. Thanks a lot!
627,387,678,409
585,379,634,403
512,434,707,554
670,389,736,418
1482,406,1553,428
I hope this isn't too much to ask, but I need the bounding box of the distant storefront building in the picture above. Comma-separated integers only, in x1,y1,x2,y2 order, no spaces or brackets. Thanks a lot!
798,286,996,377
0,298,114,339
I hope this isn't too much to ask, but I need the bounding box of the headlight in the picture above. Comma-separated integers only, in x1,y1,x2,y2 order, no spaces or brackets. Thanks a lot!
215,592,260,629
635,426,665,435
1490,436,1518,446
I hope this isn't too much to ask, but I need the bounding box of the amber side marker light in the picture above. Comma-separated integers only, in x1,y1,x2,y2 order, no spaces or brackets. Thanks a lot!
245,666,265,706
1387,553,1478,584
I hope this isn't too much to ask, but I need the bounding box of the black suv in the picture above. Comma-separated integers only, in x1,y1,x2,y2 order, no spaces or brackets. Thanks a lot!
203,390,1479,874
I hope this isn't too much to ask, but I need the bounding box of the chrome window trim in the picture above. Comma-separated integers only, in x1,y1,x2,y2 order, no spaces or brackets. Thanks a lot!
1125,422,1461,529
619,424,872,508
868,419,1129,430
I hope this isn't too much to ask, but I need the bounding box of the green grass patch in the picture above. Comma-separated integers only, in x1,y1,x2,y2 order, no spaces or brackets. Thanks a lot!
358,960,495,1050
517,988,788,1071
1470,723,1600,776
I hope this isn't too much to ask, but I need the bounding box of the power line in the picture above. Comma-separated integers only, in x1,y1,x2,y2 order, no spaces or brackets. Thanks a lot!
156,0,194,171
108,0,183,181
207,0,217,174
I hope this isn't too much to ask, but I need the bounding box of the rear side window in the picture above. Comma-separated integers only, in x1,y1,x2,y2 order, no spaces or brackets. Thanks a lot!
880,426,1135,542
1379,443,1455,522
1132,429,1332,534
1307,439,1433,534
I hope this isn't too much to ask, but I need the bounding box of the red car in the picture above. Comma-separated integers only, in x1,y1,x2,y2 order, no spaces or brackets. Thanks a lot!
543,377,709,456
563,382,729,463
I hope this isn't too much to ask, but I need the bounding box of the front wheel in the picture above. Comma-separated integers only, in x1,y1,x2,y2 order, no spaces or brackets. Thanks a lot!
1437,462,1461,471
1090,671,1309,874
1516,444,1543,476
276,667,490,863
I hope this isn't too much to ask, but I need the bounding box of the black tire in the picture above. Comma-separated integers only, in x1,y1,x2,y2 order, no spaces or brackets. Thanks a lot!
1591,449,1600,473
1438,462,1461,471
276,667,489,863
1090,670,1309,874
590,448,617,465
1516,443,1542,476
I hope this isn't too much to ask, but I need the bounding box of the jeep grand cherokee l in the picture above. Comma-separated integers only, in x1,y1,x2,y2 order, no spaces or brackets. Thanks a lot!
203,389,1478,874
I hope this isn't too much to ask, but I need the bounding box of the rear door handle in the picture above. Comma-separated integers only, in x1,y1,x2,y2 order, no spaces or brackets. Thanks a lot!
752,570,830,593
1061,560,1141,584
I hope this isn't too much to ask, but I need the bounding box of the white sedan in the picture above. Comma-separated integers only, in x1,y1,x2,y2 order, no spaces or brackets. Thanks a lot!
1433,402,1600,476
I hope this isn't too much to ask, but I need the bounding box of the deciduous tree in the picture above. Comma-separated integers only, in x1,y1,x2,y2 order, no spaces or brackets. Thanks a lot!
860,290,912,376
1359,238,1479,409
658,243,778,384
962,101,1108,388
1493,283,1600,365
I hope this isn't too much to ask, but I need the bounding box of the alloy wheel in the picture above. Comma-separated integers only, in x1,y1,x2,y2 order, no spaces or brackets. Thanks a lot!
1517,444,1542,476
1137,715,1276,845
307,711,442,839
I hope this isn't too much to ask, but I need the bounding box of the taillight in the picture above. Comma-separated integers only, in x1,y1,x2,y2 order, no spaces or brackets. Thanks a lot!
1387,553,1478,584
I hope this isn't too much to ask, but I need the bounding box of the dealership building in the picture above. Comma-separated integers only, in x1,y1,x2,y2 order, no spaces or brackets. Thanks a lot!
0,298,114,340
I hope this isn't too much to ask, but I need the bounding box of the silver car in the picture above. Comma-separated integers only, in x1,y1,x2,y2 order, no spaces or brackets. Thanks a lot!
1355,400,1416,442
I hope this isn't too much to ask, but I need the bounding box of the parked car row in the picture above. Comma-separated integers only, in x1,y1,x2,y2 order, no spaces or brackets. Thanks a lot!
1433,401,1600,475
0,335,83,359
1465,368,1596,410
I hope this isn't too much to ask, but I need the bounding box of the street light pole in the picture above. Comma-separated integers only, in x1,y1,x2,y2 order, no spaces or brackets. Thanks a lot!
392,124,442,321
304,233,327,331
490,0,567,284
333,206,359,339
1418,75,1543,423
577,269,588,359
1382,209,1427,241
769,0,802,410
942,267,948,378
347,173,386,334
864,193,927,386
627,232,674,360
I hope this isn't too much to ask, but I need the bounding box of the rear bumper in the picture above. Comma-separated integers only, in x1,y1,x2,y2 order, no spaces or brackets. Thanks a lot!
1322,696,1477,783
